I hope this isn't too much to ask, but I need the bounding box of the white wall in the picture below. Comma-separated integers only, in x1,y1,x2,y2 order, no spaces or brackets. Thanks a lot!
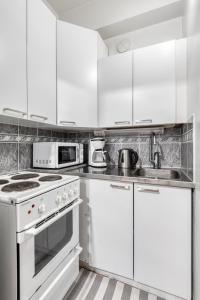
183,1,200,300
105,18,183,55
59,0,181,30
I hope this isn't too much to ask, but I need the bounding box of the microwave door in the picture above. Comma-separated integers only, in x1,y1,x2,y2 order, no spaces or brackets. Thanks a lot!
58,146,77,165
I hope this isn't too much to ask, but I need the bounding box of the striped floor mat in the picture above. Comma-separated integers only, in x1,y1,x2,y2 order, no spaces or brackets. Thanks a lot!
63,268,166,300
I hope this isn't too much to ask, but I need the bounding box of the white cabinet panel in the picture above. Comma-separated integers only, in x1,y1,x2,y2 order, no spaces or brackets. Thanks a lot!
57,21,98,128
176,38,187,123
97,33,108,60
134,184,191,299
89,179,133,279
27,0,57,124
133,41,176,125
0,0,27,119
79,179,90,264
98,52,133,128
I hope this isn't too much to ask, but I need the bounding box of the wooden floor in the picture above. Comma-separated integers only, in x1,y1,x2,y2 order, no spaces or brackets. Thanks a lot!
64,268,166,300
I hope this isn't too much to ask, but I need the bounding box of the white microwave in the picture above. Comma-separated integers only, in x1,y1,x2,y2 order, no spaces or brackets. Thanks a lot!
33,142,84,169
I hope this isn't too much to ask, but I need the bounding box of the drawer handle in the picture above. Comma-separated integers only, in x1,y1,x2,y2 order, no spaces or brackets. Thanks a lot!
135,119,152,124
30,114,48,121
114,121,130,125
110,184,130,190
60,121,77,126
3,108,27,117
137,187,160,193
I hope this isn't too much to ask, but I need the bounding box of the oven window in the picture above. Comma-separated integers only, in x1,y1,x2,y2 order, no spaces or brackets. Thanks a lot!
58,146,76,164
35,211,73,275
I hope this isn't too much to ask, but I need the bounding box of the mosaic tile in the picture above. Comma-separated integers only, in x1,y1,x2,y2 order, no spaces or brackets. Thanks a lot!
0,143,18,173
19,143,33,170
19,126,37,136
0,123,18,134
38,129,52,137
0,121,193,177
161,143,181,168
181,143,188,170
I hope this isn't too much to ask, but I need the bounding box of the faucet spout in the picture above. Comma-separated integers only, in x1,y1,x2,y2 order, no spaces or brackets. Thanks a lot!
149,133,161,169
154,151,161,169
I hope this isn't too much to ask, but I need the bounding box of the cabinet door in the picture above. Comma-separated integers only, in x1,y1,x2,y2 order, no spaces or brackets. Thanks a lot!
0,0,27,119
176,38,187,123
98,52,133,127
27,0,56,124
57,21,97,128
133,41,176,125
79,179,90,264
134,184,191,299
89,179,133,279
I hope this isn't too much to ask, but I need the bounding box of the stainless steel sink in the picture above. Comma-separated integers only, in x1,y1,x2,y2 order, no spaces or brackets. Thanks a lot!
133,168,180,180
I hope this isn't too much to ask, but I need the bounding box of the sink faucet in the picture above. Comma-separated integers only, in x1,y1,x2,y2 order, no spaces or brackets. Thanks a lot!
154,151,161,169
149,133,161,169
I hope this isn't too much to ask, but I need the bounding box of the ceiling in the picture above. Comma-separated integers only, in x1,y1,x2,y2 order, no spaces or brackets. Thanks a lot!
47,0,184,39
47,0,94,13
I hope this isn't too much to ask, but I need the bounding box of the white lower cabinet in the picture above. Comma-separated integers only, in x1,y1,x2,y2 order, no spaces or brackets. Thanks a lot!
79,179,133,279
134,184,191,299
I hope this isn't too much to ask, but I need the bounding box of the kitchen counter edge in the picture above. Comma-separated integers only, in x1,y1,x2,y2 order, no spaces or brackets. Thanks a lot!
30,166,195,189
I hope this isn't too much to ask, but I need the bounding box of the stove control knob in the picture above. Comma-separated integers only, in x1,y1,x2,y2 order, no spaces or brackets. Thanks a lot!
56,195,62,205
68,189,74,199
38,204,46,214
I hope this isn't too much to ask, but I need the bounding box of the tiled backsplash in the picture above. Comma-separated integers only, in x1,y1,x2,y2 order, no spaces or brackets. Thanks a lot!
0,122,193,180
104,127,182,169
0,124,72,174
181,120,194,180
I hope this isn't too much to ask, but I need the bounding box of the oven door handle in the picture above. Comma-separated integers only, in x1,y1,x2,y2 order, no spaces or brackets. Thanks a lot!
18,198,83,244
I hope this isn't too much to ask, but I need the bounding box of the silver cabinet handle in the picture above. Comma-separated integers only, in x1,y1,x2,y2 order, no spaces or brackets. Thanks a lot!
3,107,27,117
137,187,160,193
30,114,48,121
114,121,130,125
135,119,152,124
60,121,77,126
110,184,130,190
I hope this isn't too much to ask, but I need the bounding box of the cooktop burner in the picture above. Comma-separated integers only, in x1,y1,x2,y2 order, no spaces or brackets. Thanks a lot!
2,181,40,193
0,180,9,185
39,175,62,182
11,173,39,180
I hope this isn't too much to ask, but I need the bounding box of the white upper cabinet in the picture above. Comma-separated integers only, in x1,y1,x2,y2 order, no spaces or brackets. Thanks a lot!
27,0,57,124
0,0,27,119
176,38,187,123
133,41,176,125
57,21,98,128
97,33,108,60
98,52,133,128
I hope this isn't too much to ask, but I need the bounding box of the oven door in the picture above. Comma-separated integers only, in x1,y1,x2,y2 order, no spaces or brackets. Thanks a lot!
17,199,82,300
57,144,79,168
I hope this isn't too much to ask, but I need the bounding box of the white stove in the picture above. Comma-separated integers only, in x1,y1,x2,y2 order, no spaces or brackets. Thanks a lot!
0,171,82,300
0,171,79,204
